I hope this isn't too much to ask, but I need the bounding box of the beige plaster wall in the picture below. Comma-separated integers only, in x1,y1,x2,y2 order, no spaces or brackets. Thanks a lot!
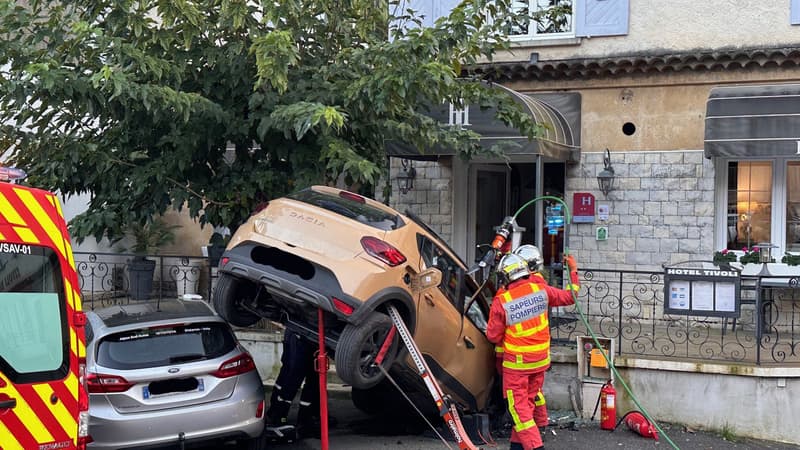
494,0,800,63
504,69,800,153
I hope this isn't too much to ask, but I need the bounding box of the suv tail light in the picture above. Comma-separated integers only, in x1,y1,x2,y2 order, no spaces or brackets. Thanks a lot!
361,236,406,266
211,352,256,378
86,373,134,393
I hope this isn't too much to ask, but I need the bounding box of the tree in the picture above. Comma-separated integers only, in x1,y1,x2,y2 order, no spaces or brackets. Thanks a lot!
0,0,544,244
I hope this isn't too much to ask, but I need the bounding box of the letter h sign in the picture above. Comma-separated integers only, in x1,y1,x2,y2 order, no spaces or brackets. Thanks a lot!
448,103,470,127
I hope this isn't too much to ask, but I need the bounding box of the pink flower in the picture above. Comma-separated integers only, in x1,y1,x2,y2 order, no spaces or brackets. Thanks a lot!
721,249,729,254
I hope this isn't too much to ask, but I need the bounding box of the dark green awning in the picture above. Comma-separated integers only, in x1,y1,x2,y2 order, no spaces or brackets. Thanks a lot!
705,84,800,159
386,86,581,162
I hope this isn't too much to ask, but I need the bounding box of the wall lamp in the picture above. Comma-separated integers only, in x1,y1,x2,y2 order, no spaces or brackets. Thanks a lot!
597,148,616,198
396,158,416,195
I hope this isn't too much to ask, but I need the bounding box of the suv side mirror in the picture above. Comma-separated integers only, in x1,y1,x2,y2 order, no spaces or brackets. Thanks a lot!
409,267,442,294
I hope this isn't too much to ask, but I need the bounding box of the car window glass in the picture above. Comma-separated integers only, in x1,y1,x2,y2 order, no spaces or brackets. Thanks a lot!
417,234,458,303
96,322,236,370
0,246,68,382
288,189,403,231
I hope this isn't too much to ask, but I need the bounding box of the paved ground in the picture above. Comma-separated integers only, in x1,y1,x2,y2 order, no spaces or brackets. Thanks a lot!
248,385,798,450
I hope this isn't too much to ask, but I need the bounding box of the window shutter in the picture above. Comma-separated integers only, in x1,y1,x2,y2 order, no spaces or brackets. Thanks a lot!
792,0,800,25
575,0,630,37
405,0,460,28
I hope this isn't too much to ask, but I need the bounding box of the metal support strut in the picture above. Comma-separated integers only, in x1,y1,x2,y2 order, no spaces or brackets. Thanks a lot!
385,305,482,450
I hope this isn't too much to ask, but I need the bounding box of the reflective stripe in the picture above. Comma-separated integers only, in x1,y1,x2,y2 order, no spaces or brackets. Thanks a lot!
534,391,546,407
495,346,504,354
566,283,579,291
503,355,551,371
507,317,549,337
504,340,549,353
507,389,535,432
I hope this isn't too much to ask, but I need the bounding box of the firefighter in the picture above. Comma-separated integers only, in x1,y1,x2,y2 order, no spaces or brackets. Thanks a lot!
513,244,553,434
265,322,328,440
486,252,580,450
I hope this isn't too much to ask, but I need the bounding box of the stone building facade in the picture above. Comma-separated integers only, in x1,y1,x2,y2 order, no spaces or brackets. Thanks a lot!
386,0,800,272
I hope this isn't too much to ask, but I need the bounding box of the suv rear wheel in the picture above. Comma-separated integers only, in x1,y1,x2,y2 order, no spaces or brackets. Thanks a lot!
213,273,261,327
334,313,400,389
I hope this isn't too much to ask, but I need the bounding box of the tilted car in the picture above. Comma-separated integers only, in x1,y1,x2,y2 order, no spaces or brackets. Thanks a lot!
84,297,266,450
213,185,501,418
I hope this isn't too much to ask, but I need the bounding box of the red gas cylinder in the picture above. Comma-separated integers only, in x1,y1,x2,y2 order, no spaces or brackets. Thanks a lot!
599,382,616,431
624,411,659,440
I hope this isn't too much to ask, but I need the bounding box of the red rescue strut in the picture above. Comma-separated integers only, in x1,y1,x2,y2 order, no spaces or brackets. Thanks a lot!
317,308,330,450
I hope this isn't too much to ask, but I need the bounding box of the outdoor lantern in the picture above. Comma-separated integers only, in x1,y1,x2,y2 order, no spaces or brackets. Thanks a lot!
758,243,776,264
597,149,616,197
396,158,416,195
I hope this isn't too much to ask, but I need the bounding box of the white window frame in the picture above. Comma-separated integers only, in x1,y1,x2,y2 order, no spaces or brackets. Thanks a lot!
714,157,792,259
507,0,575,41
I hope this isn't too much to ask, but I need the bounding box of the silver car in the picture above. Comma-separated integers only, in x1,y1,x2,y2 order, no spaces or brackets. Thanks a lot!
84,297,266,450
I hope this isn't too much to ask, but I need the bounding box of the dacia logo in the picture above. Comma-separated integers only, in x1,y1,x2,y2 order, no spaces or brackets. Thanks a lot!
289,211,325,227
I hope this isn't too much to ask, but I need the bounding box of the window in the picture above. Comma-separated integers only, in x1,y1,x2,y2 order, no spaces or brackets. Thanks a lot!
787,162,800,252
717,159,799,257
97,322,236,370
417,234,492,331
0,246,68,382
725,161,772,250
508,0,574,39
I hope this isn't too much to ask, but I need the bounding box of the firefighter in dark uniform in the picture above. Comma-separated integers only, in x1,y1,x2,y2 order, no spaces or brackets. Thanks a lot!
265,322,326,440
487,252,579,450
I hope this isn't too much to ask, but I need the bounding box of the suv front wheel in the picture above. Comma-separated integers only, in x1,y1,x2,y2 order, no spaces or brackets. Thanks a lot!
334,313,400,389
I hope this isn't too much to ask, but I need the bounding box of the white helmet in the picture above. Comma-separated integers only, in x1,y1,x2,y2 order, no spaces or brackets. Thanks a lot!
497,253,530,284
514,244,544,273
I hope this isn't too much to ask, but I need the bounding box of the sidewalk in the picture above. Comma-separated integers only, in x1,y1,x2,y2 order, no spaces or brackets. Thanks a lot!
263,384,798,450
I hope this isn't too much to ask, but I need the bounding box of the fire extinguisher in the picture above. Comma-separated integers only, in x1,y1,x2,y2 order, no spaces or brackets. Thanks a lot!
598,380,617,431
620,411,659,440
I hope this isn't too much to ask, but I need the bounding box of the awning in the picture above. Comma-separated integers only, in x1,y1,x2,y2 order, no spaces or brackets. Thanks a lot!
386,85,581,162
704,84,800,159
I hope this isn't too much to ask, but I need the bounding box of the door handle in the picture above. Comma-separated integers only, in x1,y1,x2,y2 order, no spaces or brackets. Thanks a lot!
463,336,475,349
0,398,16,409
423,293,435,307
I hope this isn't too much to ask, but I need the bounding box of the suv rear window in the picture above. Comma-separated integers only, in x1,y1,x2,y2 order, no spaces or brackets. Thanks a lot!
96,322,236,370
0,245,68,382
288,188,403,231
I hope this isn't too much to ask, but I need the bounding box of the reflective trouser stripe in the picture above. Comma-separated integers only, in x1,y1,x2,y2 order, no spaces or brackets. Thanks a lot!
506,389,536,432
535,391,546,407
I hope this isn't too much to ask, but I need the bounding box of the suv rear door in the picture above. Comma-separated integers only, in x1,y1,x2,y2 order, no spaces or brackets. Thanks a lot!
0,183,86,450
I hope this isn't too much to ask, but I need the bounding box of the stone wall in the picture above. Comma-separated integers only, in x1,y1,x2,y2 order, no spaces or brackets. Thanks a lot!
388,158,454,243
565,150,716,271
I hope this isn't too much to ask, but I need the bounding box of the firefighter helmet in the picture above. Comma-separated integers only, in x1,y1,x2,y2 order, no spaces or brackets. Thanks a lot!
514,244,544,273
497,253,530,284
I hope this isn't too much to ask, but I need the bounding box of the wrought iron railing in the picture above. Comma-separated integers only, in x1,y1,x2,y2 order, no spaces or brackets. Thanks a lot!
75,252,212,310
73,251,800,365
549,267,800,365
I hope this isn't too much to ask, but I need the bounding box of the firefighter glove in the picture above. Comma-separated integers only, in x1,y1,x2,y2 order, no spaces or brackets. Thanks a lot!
564,254,577,272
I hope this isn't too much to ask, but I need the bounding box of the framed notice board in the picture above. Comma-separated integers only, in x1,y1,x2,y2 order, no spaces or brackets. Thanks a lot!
663,265,741,317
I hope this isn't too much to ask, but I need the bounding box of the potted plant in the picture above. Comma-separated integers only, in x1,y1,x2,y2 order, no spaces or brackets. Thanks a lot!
781,252,800,266
713,248,738,267
116,218,178,300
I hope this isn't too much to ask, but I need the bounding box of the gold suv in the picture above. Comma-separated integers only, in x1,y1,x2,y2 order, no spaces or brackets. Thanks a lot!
213,185,499,416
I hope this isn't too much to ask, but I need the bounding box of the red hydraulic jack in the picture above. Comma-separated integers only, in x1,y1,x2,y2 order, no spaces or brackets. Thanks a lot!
316,308,330,450
382,305,482,450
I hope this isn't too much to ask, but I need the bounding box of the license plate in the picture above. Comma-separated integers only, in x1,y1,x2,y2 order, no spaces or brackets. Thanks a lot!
142,378,204,399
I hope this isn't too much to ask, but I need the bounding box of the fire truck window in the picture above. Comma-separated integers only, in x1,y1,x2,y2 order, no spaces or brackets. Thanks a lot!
0,246,68,382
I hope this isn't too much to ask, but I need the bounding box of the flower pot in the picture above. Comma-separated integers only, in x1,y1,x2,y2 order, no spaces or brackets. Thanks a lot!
175,260,202,297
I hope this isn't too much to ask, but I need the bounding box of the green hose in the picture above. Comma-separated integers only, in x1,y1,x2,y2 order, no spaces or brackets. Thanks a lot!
513,196,679,450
